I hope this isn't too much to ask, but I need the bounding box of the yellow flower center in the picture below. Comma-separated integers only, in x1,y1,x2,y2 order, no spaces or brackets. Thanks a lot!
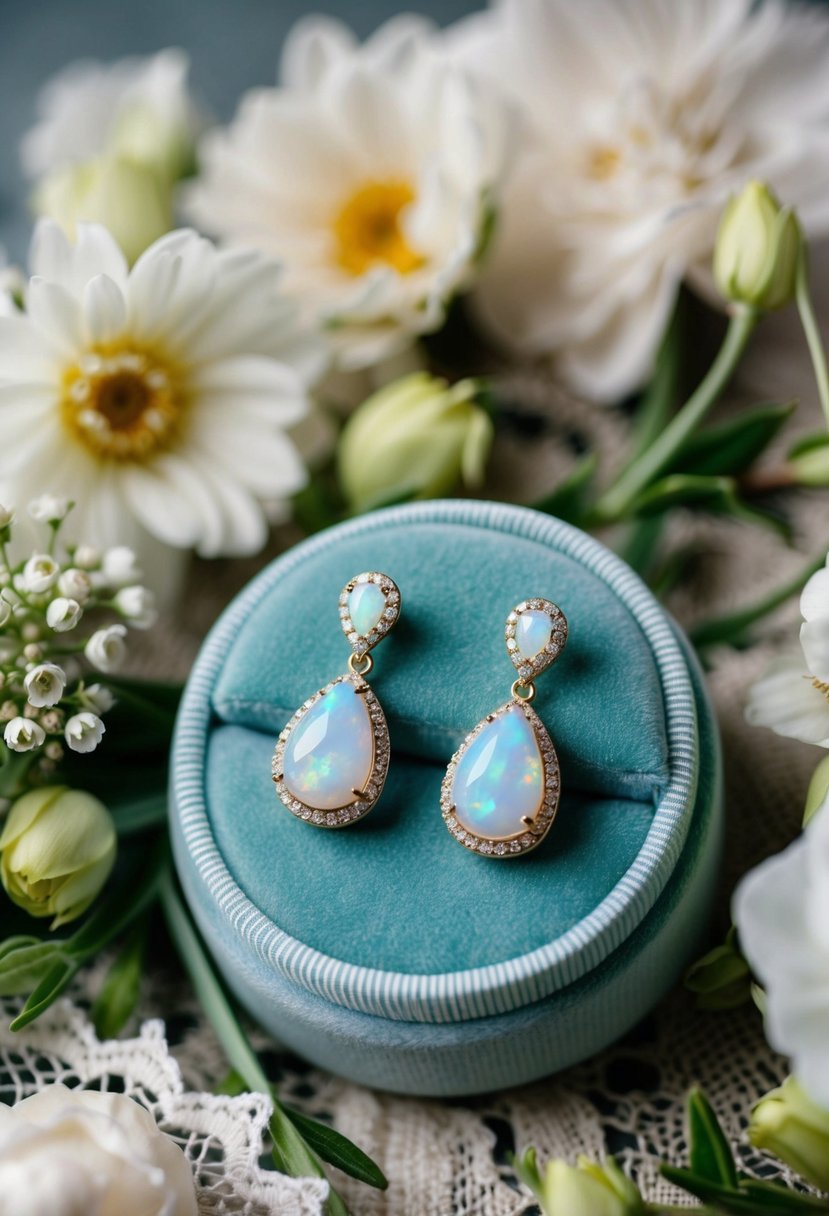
813,676,829,701
333,179,425,276
61,345,183,462
587,145,622,180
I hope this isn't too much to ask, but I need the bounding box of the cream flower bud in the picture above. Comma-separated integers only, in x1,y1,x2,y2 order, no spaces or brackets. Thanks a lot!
64,711,106,754
114,585,157,629
73,545,101,570
84,624,128,672
102,545,142,588
21,554,59,593
3,716,46,752
0,786,115,926
46,596,82,632
750,1077,829,1190
78,682,115,715
0,1085,197,1216
338,373,493,513
23,662,66,708
58,567,92,602
516,1150,644,1216
32,155,173,266
714,181,802,312
27,493,69,523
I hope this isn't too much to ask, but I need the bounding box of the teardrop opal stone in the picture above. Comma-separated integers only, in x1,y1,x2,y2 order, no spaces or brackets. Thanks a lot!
282,681,374,810
516,609,553,661
348,582,386,636
451,705,545,839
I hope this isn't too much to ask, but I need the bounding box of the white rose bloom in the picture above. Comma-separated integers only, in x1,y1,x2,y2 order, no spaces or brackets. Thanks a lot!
747,556,829,747
21,554,59,594
78,682,115,714
65,711,106,753
24,662,66,708
46,597,82,632
85,623,128,673
0,220,325,560
734,804,829,1108
114,584,158,629
0,1084,196,1216
185,15,513,370
21,49,202,184
58,567,92,602
27,493,69,522
4,717,46,753
450,0,829,402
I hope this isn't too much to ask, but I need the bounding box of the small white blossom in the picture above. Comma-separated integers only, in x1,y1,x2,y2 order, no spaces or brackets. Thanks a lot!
78,682,115,714
23,662,66,708
64,711,106,754
46,596,82,632
102,546,142,588
73,545,100,570
57,567,92,602
0,505,13,528
85,624,128,673
114,585,157,629
27,494,69,523
21,554,59,593
4,717,46,752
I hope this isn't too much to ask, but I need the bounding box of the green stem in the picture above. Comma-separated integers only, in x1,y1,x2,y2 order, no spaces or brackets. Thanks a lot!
592,308,759,524
795,244,829,430
690,550,825,650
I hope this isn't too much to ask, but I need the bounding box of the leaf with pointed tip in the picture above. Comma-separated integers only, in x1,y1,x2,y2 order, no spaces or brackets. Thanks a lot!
687,1088,740,1188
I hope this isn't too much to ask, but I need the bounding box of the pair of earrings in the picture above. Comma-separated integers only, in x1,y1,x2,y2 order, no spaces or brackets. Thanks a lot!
271,572,567,858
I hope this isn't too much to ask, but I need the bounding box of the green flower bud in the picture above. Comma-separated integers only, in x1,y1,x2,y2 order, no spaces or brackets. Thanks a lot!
714,181,802,312
0,786,116,928
337,372,493,513
750,1076,829,1190
685,926,752,1010
32,156,173,265
804,753,829,826
110,99,196,184
515,1149,644,1216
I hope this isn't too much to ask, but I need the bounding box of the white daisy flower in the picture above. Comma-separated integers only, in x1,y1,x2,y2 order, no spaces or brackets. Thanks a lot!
64,711,106,754
0,220,325,560
185,15,513,370
85,624,128,673
450,0,829,402
747,556,829,747
21,48,202,184
23,663,66,708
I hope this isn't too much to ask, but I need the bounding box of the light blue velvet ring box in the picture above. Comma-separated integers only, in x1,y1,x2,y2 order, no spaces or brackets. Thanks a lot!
170,500,723,1097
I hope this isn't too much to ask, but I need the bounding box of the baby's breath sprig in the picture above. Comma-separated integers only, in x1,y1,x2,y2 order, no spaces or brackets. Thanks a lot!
0,496,157,801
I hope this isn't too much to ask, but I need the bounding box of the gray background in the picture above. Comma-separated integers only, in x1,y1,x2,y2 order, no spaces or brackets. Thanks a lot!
0,0,481,259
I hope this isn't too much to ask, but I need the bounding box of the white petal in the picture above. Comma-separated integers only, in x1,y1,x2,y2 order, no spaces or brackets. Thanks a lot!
26,278,84,359
190,357,308,426
280,15,357,90
745,654,829,747
801,564,829,623
83,274,127,345
30,219,128,297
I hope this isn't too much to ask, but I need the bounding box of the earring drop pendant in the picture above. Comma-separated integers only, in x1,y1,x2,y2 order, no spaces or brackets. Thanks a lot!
442,598,567,858
272,572,400,828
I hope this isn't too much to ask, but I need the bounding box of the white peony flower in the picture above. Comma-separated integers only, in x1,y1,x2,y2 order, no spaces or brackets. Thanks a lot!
734,803,829,1108
186,15,513,370
20,555,59,594
58,567,92,602
85,624,128,673
114,584,158,629
747,557,829,747
21,49,202,184
0,220,324,560
78,682,115,714
4,717,45,752
0,1084,196,1216
23,663,66,708
46,597,82,632
450,0,829,402
65,711,106,753
28,494,69,523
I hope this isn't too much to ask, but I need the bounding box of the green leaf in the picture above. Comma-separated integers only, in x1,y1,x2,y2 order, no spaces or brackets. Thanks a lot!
533,452,599,525
673,401,797,477
631,298,684,460
661,1165,829,1213
110,794,168,835
65,835,167,959
10,957,79,1031
687,1088,740,1188
91,920,147,1038
0,941,68,996
0,935,42,962
631,473,790,536
690,552,825,651
789,432,829,460
283,1106,388,1190
685,929,753,1011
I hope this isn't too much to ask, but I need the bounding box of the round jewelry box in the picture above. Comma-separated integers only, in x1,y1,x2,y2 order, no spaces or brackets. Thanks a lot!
170,500,722,1097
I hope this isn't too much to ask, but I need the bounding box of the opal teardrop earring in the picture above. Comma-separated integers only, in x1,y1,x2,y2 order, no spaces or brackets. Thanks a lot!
441,599,568,857
272,572,400,828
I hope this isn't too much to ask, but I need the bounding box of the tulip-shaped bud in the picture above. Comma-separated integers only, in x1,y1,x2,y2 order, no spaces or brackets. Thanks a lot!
0,786,116,927
514,1148,644,1216
750,1077,829,1190
337,372,493,513
32,156,172,265
714,182,802,312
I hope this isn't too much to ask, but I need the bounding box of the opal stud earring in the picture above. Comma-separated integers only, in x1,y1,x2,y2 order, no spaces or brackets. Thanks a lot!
272,572,400,828
441,598,568,857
